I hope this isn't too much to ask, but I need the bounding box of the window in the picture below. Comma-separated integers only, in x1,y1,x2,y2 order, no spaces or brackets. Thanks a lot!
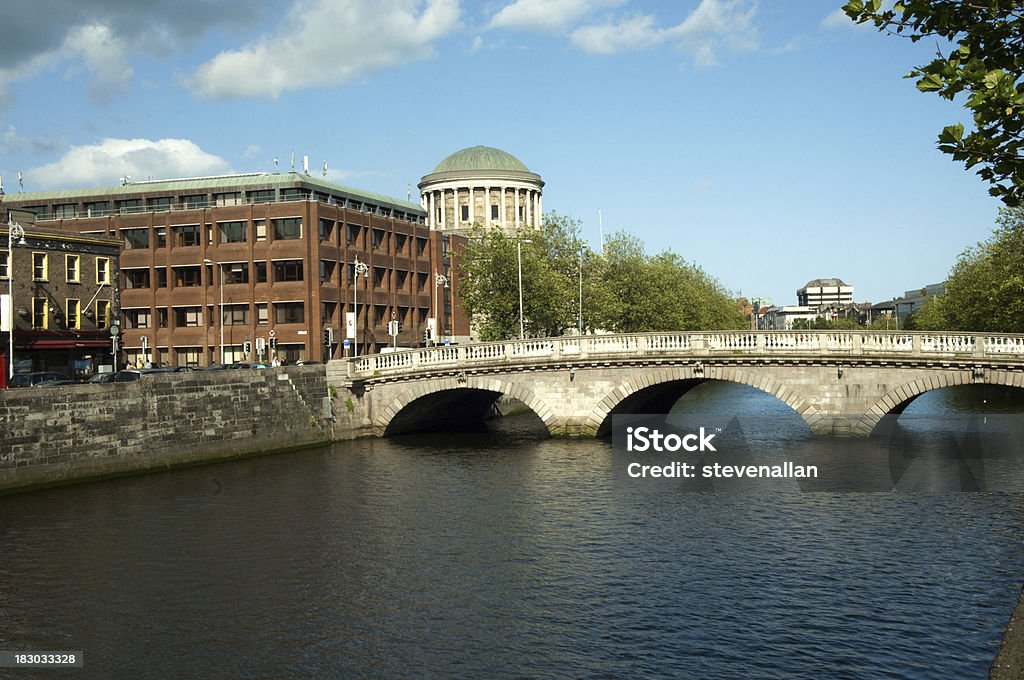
281,188,308,202
54,204,76,219
320,260,336,283
373,267,387,288
224,304,250,325
32,298,47,329
174,307,202,327
124,269,150,289
173,225,201,247
157,308,169,328
96,258,110,285
85,201,109,216
273,218,302,240
461,205,469,221
319,219,334,242
213,192,242,206
416,237,428,256
218,221,247,243
149,197,173,210
155,268,168,288
224,262,249,284
273,260,303,282
395,233,408,254
177,347,202,367
156,227,167,249
66,255,80,283
256,303,268,326
346,223,361,245
249,190,275,204
255,220,267,242
122,228,149,249
174,266,202,287
96,300,111,329
31,252,48,281
371,228,386,250
125,308,151,329
66,299,80,330
183,195,207,209
255,261,268,283
491,204,499,220
322,301,337,323
118,199,143,214
0,251,8,279
274,302,304,324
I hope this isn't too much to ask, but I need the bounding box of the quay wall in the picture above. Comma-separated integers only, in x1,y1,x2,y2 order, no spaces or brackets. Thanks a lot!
0,366,371,494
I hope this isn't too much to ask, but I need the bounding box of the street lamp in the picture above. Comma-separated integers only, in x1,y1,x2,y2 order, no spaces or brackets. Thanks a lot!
203,258,225,364
6,219,26,380
578,244,584,335
433,270,449,346
517,238,532,341
352,256,369,357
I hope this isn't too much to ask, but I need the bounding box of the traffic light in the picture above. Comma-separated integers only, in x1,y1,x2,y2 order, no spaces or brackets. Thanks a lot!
243,340,252,356
424,328,431,343
269,337,278,350
323,327,333,346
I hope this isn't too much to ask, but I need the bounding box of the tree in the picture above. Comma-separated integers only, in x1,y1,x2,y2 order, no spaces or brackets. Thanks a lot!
914,207,1024,331
843,0,1024,205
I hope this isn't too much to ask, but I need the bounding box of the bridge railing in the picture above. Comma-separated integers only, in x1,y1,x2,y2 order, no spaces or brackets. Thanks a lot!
348,330,1024,378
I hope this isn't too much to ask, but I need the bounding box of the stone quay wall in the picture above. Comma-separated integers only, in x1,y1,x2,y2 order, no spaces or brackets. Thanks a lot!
0,366,370,494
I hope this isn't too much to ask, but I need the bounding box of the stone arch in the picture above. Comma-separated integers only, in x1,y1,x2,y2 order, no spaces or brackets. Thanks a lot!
854,369,1024,437
374,374,559,436
585,365,823,437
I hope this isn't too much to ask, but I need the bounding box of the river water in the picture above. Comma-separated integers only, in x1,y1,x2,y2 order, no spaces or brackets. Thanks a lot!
1,382,1023,679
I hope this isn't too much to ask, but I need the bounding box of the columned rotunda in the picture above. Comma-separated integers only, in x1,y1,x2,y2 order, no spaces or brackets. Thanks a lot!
418,146,543,234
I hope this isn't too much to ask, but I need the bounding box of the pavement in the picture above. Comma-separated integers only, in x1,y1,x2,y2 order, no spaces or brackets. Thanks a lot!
992,585,1024,679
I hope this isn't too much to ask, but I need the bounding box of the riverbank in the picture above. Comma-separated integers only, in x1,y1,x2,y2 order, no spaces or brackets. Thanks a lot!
992,586,1024,679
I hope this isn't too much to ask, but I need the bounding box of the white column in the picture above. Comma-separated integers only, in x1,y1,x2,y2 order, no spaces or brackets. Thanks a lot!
468,187,474,225
484,187,491,228
439,190,446,231
428,192,436,230
500,187,507,231
534,192,541,228
537,194,542,227
514,188,520,230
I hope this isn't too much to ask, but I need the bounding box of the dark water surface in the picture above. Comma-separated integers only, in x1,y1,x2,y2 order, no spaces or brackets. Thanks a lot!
1,383,1023,679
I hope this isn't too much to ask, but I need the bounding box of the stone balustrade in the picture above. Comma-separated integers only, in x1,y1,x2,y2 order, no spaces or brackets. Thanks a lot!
348,330,1024,380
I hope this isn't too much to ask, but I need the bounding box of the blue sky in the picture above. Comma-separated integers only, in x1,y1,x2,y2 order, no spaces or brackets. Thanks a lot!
0,0,1001,305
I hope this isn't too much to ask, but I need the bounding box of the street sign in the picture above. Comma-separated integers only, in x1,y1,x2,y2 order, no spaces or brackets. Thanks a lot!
343,339,351,349
269,328,277,338
387,320,399,337
345,312,355,339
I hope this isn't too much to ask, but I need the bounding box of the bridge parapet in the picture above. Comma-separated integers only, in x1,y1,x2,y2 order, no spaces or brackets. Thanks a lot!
346,330,1024,380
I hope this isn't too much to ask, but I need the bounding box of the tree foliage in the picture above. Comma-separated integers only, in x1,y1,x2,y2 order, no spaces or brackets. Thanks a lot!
912,207,1024,331
843,0,1024,205
456,216,746,340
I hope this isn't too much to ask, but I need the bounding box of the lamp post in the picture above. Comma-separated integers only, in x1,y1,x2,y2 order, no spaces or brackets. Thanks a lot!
203,258,224,364
517,238,532,341
6,219,26,380
578,244,584,335
352,256,369,357
434,270,449,346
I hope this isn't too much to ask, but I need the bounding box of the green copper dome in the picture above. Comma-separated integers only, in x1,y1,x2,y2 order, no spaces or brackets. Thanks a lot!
432,146,530,174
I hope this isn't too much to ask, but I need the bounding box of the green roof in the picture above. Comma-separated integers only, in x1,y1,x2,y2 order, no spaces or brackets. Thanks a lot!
5,172,424,213
432,146,530,174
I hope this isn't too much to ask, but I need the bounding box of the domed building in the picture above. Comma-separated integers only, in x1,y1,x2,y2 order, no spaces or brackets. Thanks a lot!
418,146,544,234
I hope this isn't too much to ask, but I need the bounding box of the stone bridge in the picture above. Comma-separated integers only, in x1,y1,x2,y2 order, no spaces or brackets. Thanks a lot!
325,331,1024,437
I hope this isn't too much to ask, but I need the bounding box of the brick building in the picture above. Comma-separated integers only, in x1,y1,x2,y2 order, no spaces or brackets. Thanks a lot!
2,207,121,378
4,173,468,367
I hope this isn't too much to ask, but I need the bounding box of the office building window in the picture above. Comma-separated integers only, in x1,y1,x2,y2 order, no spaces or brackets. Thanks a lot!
122,228,149,249
274,302,304,324
273,218,302,240
218,221,247,243
125,308,151,329
174,225,201,247
174,307,202,327
66,255,80,282
273,260,303,282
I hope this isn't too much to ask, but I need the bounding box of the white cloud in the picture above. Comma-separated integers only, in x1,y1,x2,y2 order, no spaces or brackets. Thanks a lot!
489,0,624,32
62,23,134,103
569,0,757,65
821,8,864,31
189,0,461,100
28,138,232,189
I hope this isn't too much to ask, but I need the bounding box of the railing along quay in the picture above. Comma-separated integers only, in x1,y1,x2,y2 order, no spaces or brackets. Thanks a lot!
347,331,1024,379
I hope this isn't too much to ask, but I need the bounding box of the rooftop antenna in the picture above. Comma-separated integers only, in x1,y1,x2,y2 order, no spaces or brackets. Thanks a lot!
407,183,411,202
0,174,4,195
303,155,309,176
290,150,295,172
120,175,131,186
18,172,23,192
273,157,279,173
322,160,328,177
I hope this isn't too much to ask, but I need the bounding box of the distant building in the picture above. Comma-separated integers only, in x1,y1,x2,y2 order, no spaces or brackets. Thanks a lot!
2,208,121,378
894,283,945,323
763,305,819,330
418,146,544,235
797,278,854,306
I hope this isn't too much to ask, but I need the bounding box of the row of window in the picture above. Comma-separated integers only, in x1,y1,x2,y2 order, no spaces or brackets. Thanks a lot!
0,253,111,285
119,218,302,250
456,204,528,221
123,302,306,329
122,260,305,289
28,299,112,330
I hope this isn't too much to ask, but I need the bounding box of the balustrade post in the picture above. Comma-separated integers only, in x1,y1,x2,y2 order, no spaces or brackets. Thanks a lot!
412,350,421,370
912,333,921,355
637,335,647,356
973,334,985,358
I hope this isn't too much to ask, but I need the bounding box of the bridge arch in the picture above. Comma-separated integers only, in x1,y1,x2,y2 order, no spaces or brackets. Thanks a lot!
854,371,1024,436
586,365,823,437
375,374,559,437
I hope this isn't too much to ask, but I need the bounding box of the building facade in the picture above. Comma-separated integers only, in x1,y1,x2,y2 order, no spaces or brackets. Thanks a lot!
4,173,468,368
418,146,544,235
2,208,121,379
797,278,854,306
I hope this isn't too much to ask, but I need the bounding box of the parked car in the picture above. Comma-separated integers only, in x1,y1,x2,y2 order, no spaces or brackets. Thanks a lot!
113,368,175,382
8,371,69,388
87,373,117,384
